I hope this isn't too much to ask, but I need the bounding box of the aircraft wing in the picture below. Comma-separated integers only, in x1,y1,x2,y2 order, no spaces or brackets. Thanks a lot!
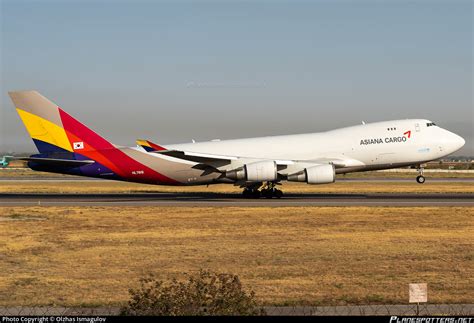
299,158,352,168
262,157,358,168
136,139,357,169
153,150,236,175
156,151,353,170
136,139,236,175
153,149,237,163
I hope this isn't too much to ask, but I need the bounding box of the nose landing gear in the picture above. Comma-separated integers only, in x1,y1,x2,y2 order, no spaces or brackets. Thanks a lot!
416,166,426,184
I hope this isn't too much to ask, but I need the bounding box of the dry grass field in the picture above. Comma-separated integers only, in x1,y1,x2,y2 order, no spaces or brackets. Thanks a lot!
0,206,472,306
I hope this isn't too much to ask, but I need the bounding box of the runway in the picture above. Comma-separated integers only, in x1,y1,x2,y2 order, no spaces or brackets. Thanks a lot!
1,177,473,182
1,192,473,206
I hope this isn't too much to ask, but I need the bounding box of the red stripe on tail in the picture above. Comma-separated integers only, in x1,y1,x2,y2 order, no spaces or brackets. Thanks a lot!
147,140,167,151
59,108,178,184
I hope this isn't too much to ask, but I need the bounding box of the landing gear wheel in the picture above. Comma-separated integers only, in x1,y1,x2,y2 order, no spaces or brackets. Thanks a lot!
242,183,263,199
415,165,426,184
242,182,283,199
251,189,261,199
242,188,252,198
261,189,273,199
274,189,283,199
416,175,425,184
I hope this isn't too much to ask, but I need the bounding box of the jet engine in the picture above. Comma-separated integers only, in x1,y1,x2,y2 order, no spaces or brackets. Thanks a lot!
287,164,335,184
226,160,277,182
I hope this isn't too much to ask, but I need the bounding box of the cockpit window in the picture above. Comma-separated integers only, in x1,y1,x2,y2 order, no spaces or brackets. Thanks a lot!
426,122,436,127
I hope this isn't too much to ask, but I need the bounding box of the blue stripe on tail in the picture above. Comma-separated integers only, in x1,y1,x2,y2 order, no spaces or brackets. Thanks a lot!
32,138,69,154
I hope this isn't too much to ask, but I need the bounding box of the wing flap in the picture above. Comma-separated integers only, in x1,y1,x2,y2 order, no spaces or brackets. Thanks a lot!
154,149,237,163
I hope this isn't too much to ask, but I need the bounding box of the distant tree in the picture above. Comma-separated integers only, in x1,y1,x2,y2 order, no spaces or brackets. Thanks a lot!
121,270,264,316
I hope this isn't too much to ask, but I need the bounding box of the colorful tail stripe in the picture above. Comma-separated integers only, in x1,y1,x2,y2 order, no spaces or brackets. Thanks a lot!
9,91,178,185
136,139,167,152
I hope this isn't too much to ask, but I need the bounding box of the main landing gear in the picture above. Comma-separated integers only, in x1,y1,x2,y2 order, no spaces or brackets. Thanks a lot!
416,166,426,184
242,182,283,199
242,187,261,198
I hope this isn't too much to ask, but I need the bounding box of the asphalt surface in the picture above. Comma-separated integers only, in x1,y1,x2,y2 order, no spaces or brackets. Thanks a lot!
0,192,473,206
1,177,473,182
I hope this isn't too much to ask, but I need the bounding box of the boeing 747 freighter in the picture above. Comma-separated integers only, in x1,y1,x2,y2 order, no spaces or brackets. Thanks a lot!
1,91,465,198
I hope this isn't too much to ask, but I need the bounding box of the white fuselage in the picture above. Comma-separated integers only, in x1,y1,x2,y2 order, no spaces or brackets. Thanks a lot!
164,119,465,177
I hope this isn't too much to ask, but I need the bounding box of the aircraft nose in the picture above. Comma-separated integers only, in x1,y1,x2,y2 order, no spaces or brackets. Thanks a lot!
447,132,465,152
456,134,466,150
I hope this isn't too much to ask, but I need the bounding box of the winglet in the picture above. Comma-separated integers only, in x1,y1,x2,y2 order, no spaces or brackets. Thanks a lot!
136,139,167,152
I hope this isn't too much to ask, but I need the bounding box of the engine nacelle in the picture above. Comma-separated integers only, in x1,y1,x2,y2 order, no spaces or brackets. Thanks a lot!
226,160,277,182
287,164,335,184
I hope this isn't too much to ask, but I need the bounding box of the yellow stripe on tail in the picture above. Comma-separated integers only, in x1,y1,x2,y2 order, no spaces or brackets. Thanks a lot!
16,108,73,152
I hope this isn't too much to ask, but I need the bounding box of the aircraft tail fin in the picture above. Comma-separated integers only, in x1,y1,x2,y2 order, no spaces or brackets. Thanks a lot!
136,139,167,152
8,91,179,184
8,91,115,155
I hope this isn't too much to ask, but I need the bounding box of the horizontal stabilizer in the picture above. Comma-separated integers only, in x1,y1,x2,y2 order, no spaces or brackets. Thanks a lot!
1,156,95,168
136,139,167,152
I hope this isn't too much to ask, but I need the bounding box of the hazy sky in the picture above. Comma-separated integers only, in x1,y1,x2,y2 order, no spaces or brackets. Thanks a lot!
1,0,473,155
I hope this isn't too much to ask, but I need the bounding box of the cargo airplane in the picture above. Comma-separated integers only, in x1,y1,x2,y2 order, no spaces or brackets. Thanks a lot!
1,91,465,198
